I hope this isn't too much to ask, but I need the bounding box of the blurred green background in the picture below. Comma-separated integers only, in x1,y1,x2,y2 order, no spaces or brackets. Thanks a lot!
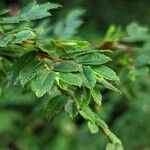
2,0,150,33
0,0,150,150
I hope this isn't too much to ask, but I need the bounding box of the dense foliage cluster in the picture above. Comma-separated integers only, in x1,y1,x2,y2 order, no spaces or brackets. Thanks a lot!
0,1,150,150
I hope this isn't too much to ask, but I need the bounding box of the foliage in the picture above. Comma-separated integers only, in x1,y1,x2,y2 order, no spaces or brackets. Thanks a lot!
0,1,150,150
0,1,123,149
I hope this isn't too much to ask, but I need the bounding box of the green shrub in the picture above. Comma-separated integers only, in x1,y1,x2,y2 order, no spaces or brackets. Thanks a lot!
0,1,150,150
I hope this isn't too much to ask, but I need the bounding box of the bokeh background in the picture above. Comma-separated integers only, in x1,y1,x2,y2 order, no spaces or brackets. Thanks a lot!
0,0,150,150
2,0,150,33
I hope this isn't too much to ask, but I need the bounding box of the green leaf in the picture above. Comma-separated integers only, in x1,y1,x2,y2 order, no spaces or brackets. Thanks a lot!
0,2,61,24
74,88,91,110
88,121,99,134
31,70,56,97
73,87,84,105
135,55,150,66
82,66,96,89
129,67,149,81
79,107,95,123
45,95,68,120
80,89,91,109
124,22,149,42
0,16,19,24
76,53,111,65
107,131,122,145
96,117,122,145
94,65,119,81
106,143,123,150
91,86,102,105
54,9,84,39
7,52,36,87
19,56,43,86
103,25,124,42
65,100,78,117
53,61,82,72
95,117,108,129
99,79,121,93
20,2,61,21
14,30,35,43
61,49,100,59
64,100,74,113
0,34,13,47
47,85,61,99
135,67,149,77
59,73,82,87
0,26,3,32
53,40,90,52
0,9,9,16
